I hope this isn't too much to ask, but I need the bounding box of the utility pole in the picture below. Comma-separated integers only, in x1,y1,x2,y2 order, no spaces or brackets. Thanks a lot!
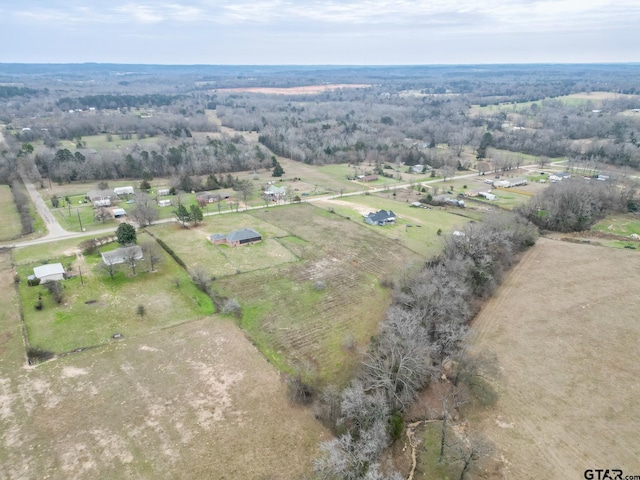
79,266,84,285
77,209,83,231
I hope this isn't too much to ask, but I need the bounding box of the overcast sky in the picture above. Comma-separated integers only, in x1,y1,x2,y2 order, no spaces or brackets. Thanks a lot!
1,1,638,64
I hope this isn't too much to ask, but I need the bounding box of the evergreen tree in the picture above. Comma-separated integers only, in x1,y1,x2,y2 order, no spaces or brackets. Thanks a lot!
116,223,137,245
174,204,191,227
190,204,203,225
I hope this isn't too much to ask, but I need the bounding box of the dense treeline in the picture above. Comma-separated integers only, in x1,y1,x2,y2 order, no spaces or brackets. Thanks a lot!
10,180,34,235
313,212,538,478
519,178,637,232
217,88,640,169
31,135,268,183
56,94,180,110
0,86,39,98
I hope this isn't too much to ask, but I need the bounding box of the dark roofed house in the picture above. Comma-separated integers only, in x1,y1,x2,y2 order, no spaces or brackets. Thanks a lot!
209,228,262,247
364,210,396,226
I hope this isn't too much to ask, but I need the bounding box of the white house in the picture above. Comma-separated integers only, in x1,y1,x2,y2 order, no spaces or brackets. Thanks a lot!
33,263,66,284
157,188,170,196
114,186,135,196
158,199,172,207
549,172,571,182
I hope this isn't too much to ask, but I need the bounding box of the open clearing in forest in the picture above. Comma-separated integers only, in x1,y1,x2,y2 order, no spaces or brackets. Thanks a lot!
0,253,327,480
470,238,640,479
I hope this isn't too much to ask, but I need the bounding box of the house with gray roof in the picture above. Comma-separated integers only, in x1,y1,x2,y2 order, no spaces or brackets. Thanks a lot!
209,228,262,247
364,210,396,226
86,189,116,207
101,245,144,265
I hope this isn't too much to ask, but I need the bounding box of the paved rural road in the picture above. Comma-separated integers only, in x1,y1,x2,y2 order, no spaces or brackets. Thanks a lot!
8,161,553,250
20,174,69,239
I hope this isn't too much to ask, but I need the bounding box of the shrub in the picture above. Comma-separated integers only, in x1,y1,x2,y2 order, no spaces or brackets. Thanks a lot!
286,371,315,405
388,414,404,441
313,280,326,291
27,346,54,364
221,298,241,316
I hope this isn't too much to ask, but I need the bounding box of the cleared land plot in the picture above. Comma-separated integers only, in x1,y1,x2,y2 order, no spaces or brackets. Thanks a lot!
314,194,475,257
0,303,327,479
214,204,423,383
16,233,213,353
592,213,640,237
470,238,640,478
150,213,296,277
0,185,22,241
470,92,640,115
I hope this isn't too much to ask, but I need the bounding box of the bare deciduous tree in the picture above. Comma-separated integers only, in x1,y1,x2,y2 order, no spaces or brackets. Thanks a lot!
130,192,158,227
141,240,163,272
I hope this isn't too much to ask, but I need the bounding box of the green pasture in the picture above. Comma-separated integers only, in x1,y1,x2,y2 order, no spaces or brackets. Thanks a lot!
149,212,295,277
58,133,159,152
211,204,423,384
12,233,101,266
592,214,640,237
0,185,22,241
316,193,478,256
16,233,213,353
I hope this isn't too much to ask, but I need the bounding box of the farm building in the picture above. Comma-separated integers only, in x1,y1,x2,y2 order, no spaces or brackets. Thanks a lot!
112,208,127,218
86,189,115,207
114,186,135,196
364,210,396,226
549,172,571,182
158,199,172,207
433,195,465,207
358,175,378,182
157,188,170,196
32,263,66,284
196,192,222,203
209,228,262,247
101,245,144,266
411,164,430,173
478,192,497,201
495,178,527,188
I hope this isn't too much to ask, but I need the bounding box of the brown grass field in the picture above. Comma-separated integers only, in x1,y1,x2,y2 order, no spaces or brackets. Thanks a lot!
0,251,328,480
470,238,640,478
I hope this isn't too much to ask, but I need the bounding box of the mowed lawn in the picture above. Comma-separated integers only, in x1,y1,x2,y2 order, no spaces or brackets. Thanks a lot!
213,204,423,384
0,249,328,479
314,193,477,257
16,233,213,353
149,212,297,277
0,185,22,241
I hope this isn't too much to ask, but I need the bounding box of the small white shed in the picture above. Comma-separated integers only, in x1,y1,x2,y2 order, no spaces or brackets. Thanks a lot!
33,263,66,283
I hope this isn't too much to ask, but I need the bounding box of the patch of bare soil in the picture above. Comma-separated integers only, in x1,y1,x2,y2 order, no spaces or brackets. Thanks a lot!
214,84,371,95
0,318,329,479
470,238,640,478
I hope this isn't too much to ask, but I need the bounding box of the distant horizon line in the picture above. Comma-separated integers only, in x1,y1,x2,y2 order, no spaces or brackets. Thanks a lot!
1,61,640,67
